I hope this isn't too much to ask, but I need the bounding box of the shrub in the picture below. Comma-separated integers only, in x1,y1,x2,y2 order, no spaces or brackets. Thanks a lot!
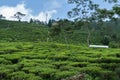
15,44,23,49
116,53,120,57
115,68,120,78
109,41,120,48
100,71,118,80
0,67,13,79
100,63,120,71
63,73,85,80
85,74,101,80
96,57,120,63
79,67,103,77
49,43,58,48
69,56,90,62
48,55,69,61
0,58,11,64
101,35,111,45
3,49,20,54
8,71,42,80
38,68,57,80
52,61,69,69
55,71,75,80
59,65,74,71
69,62,89,67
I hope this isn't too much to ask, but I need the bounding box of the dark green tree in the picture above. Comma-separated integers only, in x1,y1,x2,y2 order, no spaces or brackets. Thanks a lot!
68,0,119,46
29,18,33,23
48,19,56,27
101,35,111,45
14,12,25,21
113,4,120,17
0,14,5,19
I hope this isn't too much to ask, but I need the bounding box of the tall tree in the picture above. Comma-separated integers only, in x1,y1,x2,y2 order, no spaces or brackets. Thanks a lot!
68,0,119,46
112,4,120,17
13,12,25,21
68,0,99,46
29,18,34,23
0,14,5,19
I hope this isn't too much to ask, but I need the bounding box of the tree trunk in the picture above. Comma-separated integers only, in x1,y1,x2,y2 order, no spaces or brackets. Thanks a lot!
87,25,91,46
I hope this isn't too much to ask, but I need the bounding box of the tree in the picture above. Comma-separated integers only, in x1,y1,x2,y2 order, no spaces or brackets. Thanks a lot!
68,0,119,46
13,12,25,21
57,19,71,49
48,19,56,27
68,0,99,46
101,35,111,45
29,18,33,23
113,4,120,17
0,14,5,19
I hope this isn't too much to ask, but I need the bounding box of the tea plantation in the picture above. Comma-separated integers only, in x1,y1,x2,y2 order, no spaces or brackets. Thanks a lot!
0,42,120,80
0,19,120,80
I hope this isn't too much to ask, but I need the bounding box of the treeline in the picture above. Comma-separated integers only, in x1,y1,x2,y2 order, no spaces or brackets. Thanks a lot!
0,18,120,48
47,18,120,47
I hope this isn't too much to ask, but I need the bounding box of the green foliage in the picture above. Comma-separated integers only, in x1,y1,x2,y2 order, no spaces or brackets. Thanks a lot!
0,42,120,80
0,19,120,80
101,35,111,45
0,20,48,42
8,71,42,80
55,71,75,80
49,26,61,36
0,19,120,45
69,62,89,67
109,41,120,48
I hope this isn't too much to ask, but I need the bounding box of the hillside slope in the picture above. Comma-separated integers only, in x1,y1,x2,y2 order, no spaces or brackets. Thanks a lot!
0,20,120,80
0,20,48,42
0,19,120,47
0,42,120,80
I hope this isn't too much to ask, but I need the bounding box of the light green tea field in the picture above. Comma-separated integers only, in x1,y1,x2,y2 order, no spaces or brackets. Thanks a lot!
0,42,120,80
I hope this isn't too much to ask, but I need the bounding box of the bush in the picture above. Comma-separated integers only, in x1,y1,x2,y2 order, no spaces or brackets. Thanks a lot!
48,55,69,61
55,71,75,80
15,44,23,49
0,67,13,79
109,41,120,48
85,74,101,80
69,62,89,67
8,71,42,80
49,43,58,48
100,63,119,71
115,68,120,78
116,53,120,57
101,35,111,45
100,71,118,80
38,68,57,79
0,58,11,64
52,61,69,69
79,67,103,77
96,57,120,63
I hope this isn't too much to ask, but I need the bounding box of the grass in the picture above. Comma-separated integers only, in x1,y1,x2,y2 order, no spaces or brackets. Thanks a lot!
0,42,120,80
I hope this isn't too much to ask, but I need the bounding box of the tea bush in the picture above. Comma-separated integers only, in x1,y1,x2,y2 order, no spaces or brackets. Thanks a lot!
0,42,120,80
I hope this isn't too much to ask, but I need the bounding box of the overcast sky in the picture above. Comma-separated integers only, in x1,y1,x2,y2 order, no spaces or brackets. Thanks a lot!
0,0,116,22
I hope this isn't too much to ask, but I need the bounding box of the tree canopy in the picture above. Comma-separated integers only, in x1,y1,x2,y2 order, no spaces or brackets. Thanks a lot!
13,12,26,21
0,14,5,19
68,0,119,21
67,0,120,45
